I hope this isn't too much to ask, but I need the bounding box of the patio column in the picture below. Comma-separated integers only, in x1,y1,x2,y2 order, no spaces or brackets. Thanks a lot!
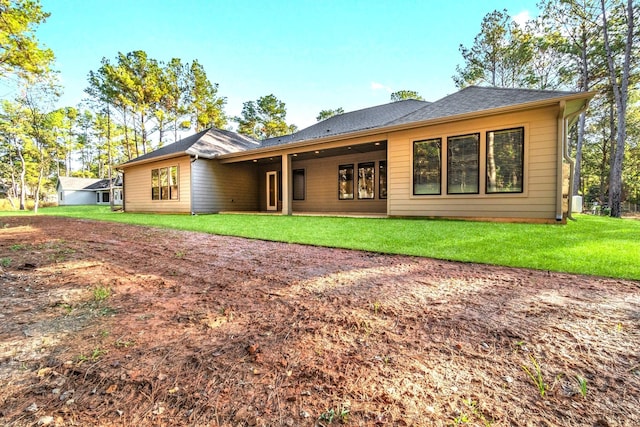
282,154,292,215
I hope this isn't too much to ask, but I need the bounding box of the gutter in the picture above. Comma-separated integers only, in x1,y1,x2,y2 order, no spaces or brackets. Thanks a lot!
219,92,598,162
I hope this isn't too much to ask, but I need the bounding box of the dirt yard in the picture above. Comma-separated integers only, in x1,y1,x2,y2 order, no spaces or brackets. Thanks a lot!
0,216,638,427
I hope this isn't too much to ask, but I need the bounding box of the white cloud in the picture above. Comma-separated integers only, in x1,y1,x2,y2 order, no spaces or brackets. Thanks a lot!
371,81,392,93
513,10,531,27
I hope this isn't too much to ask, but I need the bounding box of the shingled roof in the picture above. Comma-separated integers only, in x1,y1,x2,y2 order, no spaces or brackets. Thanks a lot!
388,86,583,126
261,99,429,147
57,177,104,191
121,86,590,164
57,176,121,191
120,127,259,166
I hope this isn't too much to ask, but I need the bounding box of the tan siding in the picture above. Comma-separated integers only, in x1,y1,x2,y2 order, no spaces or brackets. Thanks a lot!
192,160,259,213
387,106,560,220
291,151,387,213
123,156,191,213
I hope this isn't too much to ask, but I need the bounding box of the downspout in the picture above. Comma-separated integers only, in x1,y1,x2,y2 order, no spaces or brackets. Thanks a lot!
562,100,591,221
556,102,566,221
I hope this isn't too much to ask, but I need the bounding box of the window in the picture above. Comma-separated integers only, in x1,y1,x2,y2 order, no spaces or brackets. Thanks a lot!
96,193,100,203
447,133,479,194
338,164,354,200
293,169,305,200
152,166,179,200
486,127,524,193
413,138,442,195
357,162,375,199
379,161,387,199
102,192,110,203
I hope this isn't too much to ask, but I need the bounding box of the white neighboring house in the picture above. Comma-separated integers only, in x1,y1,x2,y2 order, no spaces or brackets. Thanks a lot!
56,176,123,206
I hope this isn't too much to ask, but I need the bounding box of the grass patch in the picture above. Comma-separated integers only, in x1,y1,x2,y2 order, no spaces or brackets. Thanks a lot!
3,205,639,280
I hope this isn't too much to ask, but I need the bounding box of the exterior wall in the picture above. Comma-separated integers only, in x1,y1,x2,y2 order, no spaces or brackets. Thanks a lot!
387,106,560,220
59,190,96,205
191,159,259,213
293,151,387,213
123,156,191,213
96,188,123,205
256,151,387,213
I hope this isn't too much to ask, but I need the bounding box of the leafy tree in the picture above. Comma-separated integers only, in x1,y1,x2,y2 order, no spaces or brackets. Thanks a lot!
0,0,54,78
159,58,190,142
19,77,60,213
187,60,227,131
235,94,296,139
316,107,344,121
454,9,534,88
0,99,29,209
390,90,424,101
539,0,603,196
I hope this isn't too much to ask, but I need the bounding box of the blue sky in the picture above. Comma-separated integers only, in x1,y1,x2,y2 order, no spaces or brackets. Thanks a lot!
35,0,539,131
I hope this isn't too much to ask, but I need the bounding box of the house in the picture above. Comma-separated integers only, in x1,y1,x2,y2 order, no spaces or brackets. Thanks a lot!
57,176,123,206
118,86,594,223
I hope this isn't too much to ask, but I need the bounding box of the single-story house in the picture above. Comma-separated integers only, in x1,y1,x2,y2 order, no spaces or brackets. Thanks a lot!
57,176,123,206
118,86,594,223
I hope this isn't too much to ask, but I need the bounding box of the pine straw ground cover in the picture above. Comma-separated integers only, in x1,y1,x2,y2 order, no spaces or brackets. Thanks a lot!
0,216,638,427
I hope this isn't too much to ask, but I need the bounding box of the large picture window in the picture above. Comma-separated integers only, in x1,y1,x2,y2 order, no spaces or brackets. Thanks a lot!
486,127,524,193
447,133,479,194
357,162,375,199
151,166,179,200
338,164,354,200
413,138,442,195
379,161,387,199
293,169,305,200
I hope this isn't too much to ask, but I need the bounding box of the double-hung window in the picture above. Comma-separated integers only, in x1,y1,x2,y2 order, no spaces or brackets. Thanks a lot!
151,166,179,200
413,138,442,195
338,164,354,200
447,133,480,194
293,169,305,200
379,161,387,199
486,127,524,193
357,162,375,199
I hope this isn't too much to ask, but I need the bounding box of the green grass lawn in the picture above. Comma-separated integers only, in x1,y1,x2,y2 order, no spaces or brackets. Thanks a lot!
2,205,639,280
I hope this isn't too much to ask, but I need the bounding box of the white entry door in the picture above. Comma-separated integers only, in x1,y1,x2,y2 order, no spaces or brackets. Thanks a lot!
266,171,278,211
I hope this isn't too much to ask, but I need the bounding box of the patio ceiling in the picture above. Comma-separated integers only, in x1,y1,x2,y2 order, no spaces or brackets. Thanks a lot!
248,140,387,164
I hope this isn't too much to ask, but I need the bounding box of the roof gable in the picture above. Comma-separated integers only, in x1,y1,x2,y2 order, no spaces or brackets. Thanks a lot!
57,176,121,191
120,128,259,166
57,177,104,191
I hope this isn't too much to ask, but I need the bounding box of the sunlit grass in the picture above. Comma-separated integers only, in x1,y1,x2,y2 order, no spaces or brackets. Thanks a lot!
2,205,638,280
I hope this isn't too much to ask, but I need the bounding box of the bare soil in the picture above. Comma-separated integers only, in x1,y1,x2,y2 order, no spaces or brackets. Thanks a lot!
0,216,639,427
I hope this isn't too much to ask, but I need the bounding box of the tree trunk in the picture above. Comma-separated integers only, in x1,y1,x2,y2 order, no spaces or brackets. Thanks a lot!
601,0,634,218
107,105,115,211
18,147,26,210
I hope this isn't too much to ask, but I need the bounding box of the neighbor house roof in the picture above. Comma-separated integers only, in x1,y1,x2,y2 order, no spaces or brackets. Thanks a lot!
119,127,260,167
57,177,104,191
261,99,429,147
57,176,122,191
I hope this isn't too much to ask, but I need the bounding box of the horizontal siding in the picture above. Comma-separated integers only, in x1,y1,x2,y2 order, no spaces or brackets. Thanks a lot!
387,106,560,220
192,160,259,213
61,190,96,205
294,151,387,213
123,156,191,213
255,151,387,213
